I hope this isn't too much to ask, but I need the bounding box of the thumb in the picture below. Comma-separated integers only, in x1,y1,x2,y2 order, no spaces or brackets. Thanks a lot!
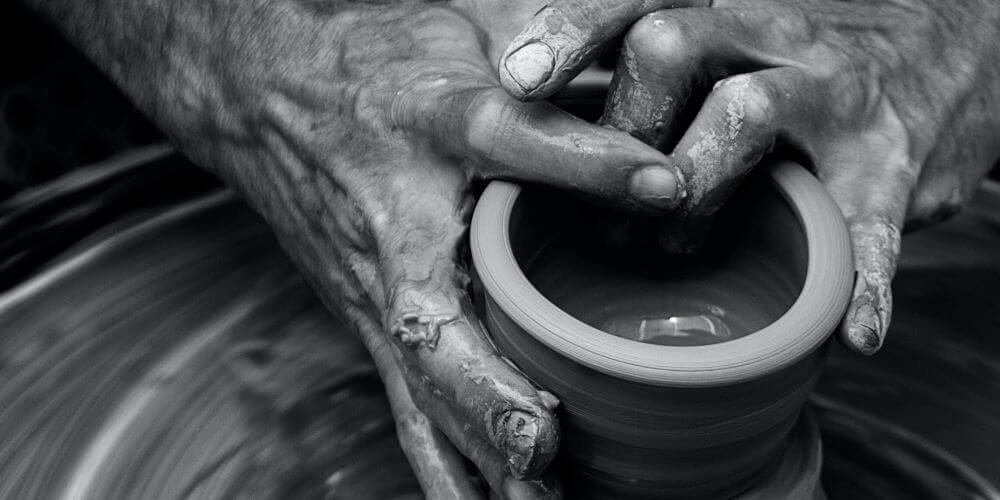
370,162,561,480
840,213,903,354
821,128,917,355
498,0,711,101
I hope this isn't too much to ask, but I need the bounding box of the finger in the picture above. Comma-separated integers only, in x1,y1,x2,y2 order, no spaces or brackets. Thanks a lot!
841,215,902,355
469,89,685,211
405,85,685,211
360,312,559,499
669,70,810,215
600,9,757,149
821,112,918,355
497,0,712,101
365,330,485,499
830,176,910,355
389,287,560,480
367,175,561,480
645,68,816,254
661,67,831,254
393,63,689,210
393,344,562,499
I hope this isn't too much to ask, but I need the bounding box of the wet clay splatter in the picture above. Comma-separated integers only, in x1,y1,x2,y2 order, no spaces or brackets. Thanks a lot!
683,76,756,213
391,311,459,349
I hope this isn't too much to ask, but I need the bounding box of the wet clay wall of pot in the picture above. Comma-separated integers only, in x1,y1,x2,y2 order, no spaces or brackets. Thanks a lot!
486,292,828,498
488,172,820,498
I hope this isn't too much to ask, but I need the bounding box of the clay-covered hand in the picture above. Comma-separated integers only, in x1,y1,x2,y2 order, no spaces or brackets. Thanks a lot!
497,0,1000,355
104,1,684,497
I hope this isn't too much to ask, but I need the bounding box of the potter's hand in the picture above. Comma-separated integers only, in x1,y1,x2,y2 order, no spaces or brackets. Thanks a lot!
27,0,684,496
498,0,1000,355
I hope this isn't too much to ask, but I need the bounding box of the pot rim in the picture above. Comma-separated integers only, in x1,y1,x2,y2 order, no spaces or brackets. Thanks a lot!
471,161,853,387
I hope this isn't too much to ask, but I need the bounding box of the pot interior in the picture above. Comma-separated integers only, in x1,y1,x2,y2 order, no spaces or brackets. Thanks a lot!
512,172,808,346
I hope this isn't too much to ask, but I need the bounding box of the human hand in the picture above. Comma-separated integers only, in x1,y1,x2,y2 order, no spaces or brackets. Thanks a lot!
121,1,687,497
497,0,1000,355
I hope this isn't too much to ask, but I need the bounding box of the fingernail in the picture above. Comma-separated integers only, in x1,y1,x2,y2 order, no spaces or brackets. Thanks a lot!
848,303,882,355
504,42,555,94
500,409,538,477
847,324,881,355
629,166,680,210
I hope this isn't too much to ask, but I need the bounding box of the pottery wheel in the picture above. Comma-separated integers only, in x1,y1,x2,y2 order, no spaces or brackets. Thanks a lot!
0,150,997,498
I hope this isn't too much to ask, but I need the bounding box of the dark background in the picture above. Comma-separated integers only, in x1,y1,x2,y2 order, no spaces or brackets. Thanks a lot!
1,2,160,199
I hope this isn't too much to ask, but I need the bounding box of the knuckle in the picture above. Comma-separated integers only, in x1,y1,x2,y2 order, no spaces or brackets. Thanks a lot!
463,88,514,168
416,5,479,34
713,74,776,126
349,83,394,133
382,73,493,137
933,198,966,220
625,14,667,49
364,203,393,241
395,409,431,438
625,13,695,67
849,215,902,274
756,5,817,50
772,7,813,40
386,73,457,132
889,155,922,188
909,186,967,226
741,81,777,126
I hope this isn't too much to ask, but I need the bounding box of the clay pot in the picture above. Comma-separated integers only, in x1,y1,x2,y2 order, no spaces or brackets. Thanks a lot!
471,161,853,498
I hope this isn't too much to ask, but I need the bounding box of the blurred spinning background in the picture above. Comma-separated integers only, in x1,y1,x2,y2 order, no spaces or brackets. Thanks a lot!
1,3,999,499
